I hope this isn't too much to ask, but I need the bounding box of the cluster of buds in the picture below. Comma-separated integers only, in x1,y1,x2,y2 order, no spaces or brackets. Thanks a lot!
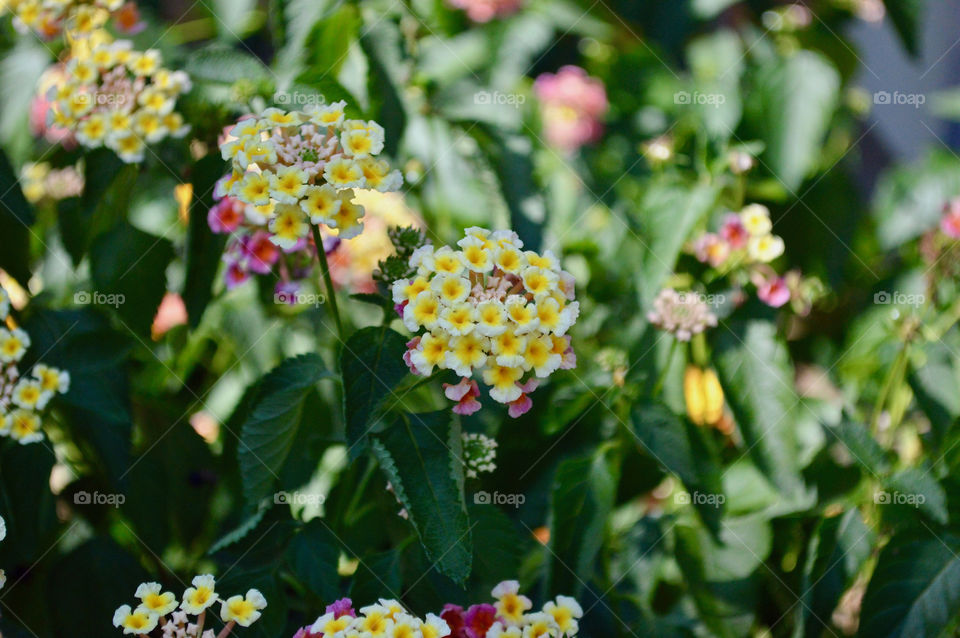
0,289,70,445
646,289,717,342
2,0,144,40
395,227,578,417
374,225,429,287
113,575,266,636
20,161,84,203
45,36,191,163
293,583,583,638
217,103,403,253
533,66,608,154
462,431,497,478
445,0,523,23
683,365,732,435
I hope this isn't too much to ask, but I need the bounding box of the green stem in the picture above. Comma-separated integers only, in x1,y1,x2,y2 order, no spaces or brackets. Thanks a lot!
871,345,909,436
312,224,344,342
651,340,680,397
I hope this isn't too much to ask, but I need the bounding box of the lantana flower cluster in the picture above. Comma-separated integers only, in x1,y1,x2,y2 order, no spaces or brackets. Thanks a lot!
646,289,718,342
394,228,578,417
113,575,267,636
1,0,144,40
45,37,191,162
0,289,70,445
533,66,608,154
687,204,820,312
216,102,403,256
0,514,6,591
292,582,584,638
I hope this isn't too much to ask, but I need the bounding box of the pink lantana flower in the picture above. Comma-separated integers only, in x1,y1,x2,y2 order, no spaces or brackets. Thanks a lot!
507,378,540,418
942,199,960,239
720,213,749,250
445,378,482,416
534,66,608,154
757,276,791,308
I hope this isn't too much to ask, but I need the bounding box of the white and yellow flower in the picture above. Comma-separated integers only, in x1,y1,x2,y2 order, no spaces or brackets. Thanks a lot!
420,613,451,638
4,410,43,445
134,582,178,616
747,234,785,263
301,184,342,225
324,156,365,190
740,204,772,236
476,300,508,337
445,334,488,377
268,204,311,250
410,333,450,376
220,588,267,627
180,574,218,615
492,580,533,625
311,611,353,635
112,605,159,635
404,291,442,331
12,379,49,410
542,595,583,636
0,328,30,363
483,364,524,403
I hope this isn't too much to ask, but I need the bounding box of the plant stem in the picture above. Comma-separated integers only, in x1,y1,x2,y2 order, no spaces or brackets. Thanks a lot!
312,224,344,342
217,621,237,638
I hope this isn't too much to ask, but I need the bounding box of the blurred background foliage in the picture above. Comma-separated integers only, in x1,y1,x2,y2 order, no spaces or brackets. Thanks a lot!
3,0,960,636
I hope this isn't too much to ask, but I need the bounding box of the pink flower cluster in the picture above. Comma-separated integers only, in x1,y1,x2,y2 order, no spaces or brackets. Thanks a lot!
941,198,960,239
446,0,523,22
533,66,608,154
208,188,340,300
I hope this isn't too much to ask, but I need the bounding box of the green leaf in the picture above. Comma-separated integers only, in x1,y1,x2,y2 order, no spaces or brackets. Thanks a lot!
795,509,874,638
909,343,960,449
873,150,960,249
715,320,804,495
0,148,34,284
287,519,342,602
629,402,724,532
360,20,407,157
209,506,269,554
637,180,718,303
370,411,473,585
238,353,333,505
301,4,360,81
186,44,273,85
350,549,403,602
476,130,545,251
884,468,948,525
182,154,229,328
859,530,960,638
59,150,138,265
341,326,409,450
883,0,923,57
824,420,890,476
546,444,620,596
89,221,175,335
753,51,840,191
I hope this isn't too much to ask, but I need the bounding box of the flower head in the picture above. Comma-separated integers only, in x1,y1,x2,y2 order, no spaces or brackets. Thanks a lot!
647,289,717,342
534,66,608,153
181,574,218,614
134,582,178,616
220,588,267,627
113,605,159,635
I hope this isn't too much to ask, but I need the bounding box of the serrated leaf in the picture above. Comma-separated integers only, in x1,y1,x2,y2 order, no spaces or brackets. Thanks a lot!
546,445,620,596
370,411,472,585
754,51,840,191
884,468,948,525
715,320,804,495
287,519,342,601
794,509,874,638
629,402,724,532
239,354,333,505
341,326,409,450
209,506,268,554
824,419,890,476
859,530,960,638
